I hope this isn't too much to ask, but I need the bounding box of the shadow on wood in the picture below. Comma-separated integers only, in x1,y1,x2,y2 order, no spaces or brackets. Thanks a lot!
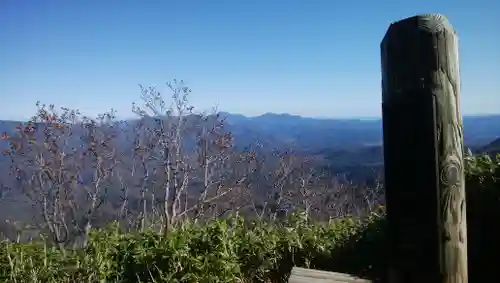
288,267,372,283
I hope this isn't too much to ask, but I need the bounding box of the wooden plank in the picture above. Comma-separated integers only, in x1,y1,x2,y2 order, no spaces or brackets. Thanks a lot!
288,267,372,283
381,14,467,283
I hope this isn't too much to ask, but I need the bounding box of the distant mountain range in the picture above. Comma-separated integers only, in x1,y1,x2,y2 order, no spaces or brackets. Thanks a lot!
481,137,500,156
1,113,499,153
0,113,497,223
218,112,500,151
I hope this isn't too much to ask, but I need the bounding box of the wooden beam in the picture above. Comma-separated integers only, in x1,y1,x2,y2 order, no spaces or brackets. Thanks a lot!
288,267,372,283
381,14,468,282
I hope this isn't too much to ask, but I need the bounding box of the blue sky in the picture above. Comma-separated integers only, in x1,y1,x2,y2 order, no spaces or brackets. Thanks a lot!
1,0,499,120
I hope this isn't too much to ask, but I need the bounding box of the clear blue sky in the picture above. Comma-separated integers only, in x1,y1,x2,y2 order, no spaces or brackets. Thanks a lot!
1,0,499,120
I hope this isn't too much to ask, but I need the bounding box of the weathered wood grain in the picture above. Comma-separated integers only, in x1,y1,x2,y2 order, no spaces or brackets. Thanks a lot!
381,14,467,283
288,267,372,283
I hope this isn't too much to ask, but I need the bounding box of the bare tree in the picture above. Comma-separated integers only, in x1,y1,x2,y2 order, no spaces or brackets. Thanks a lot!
130,79,245,232
2,103,119,250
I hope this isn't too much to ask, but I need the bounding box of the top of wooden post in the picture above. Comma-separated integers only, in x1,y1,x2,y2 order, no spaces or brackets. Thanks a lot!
380,14,459,104
383,14,456,39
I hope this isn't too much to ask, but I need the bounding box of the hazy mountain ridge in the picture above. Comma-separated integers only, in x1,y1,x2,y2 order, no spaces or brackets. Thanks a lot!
219,112,500,150
1,113,499,152
481,137,500,156
219,113,499,179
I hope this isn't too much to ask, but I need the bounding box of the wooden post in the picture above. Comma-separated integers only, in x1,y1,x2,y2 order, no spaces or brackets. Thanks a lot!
381,14,467,283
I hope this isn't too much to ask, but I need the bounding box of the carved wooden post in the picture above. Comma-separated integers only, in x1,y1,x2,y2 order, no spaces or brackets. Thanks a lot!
381,14,467,283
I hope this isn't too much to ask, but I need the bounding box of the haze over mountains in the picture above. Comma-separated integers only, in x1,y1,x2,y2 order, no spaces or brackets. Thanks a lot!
221,112,500,178
1,112,499,151
1,112,498,170
221,112,500,150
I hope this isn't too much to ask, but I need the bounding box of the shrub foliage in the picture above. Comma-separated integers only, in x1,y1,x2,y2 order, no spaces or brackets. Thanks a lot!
0,153,498,283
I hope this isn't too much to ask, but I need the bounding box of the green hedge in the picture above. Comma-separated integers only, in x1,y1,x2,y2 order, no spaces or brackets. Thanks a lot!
0,213,386,283
465,154,500,282
0,154,498,283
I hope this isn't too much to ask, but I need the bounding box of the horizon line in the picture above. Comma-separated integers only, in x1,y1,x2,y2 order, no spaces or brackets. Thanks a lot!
1,111,499,123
